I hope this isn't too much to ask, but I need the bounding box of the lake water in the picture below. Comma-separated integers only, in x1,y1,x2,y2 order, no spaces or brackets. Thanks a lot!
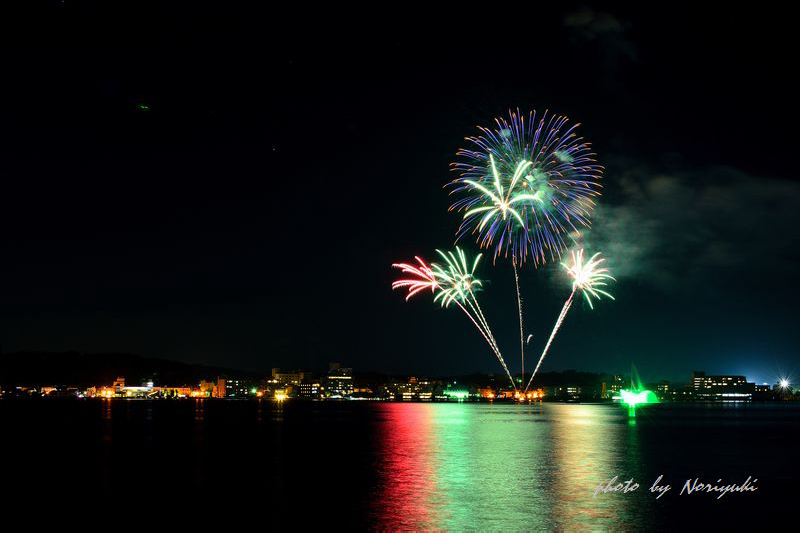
1,400,795,529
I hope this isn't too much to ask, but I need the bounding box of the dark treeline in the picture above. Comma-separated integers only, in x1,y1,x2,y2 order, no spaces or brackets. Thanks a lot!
0,352,628,390
0,351,259,388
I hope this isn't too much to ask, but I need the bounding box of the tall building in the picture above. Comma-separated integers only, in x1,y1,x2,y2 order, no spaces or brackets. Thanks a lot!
326,362,353,397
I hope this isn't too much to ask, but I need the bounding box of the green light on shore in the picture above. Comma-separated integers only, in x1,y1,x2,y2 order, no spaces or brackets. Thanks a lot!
619,389,658,406
444,390,469,400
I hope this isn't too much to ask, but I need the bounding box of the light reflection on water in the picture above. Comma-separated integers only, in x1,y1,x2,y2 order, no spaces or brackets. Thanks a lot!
1,399,795,527
372,403,652,530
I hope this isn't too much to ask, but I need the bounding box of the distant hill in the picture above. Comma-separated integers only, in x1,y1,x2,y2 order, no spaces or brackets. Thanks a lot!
529,370,613,388
0,352,262,387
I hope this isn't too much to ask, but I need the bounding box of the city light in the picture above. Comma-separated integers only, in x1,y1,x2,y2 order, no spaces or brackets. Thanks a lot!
512,390,542,401
8,367,795,403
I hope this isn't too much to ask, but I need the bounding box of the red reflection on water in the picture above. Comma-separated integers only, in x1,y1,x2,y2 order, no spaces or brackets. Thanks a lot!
372,404,439,529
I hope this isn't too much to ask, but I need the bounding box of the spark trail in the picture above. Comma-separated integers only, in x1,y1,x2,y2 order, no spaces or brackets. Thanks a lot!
524,289,575,392
512,258,526,386
524,249,614,392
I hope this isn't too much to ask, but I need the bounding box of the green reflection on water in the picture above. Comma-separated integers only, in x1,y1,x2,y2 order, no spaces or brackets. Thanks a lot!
374,403,651,530
432,402,551,529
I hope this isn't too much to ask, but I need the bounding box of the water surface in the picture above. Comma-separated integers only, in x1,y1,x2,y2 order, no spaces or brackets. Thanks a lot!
2,400,794,529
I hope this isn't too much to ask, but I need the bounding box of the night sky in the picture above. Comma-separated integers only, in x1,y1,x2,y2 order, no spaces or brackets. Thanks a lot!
1,3,798,383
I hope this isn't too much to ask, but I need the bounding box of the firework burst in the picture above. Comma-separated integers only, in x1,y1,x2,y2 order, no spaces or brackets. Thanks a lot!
449,109,603,266
564,249,616,309
391,247,517,390
390,256,440,301
430,247,483,308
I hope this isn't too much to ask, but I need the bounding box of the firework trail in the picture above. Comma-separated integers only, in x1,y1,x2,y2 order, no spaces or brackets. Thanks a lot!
524,290,575,392
390,256,439,301
391,248,517,390
512,258,526,386
524,249,614,392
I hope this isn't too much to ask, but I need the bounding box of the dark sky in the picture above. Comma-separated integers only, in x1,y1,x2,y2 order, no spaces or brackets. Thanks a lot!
1,3,798,384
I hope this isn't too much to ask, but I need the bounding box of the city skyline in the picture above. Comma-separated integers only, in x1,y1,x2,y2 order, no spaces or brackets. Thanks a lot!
4,367,793,404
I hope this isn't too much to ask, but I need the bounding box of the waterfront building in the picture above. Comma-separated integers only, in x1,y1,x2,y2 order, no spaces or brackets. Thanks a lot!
645,380,672,400
352,386,373,397
153,386,191,398
380,377,442,400
271,368,307,385
477,388,495,399
753,384,774,400
298,381,322,398
195,380,215,397
225,378,252,398
690,371,754,400
601,375,626,398
121,385,153,398
326,362,353,397
546,385,581,400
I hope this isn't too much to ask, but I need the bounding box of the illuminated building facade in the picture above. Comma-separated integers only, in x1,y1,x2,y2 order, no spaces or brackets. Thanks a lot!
601,375,626,398
271,368,308,385
225,379,253,398
546,385,581,400
645,380,671,400
690,371,754,400
380,378,442,400
298,381,322,398
326,362,353,398
153,386,191,398
195,380,216,397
